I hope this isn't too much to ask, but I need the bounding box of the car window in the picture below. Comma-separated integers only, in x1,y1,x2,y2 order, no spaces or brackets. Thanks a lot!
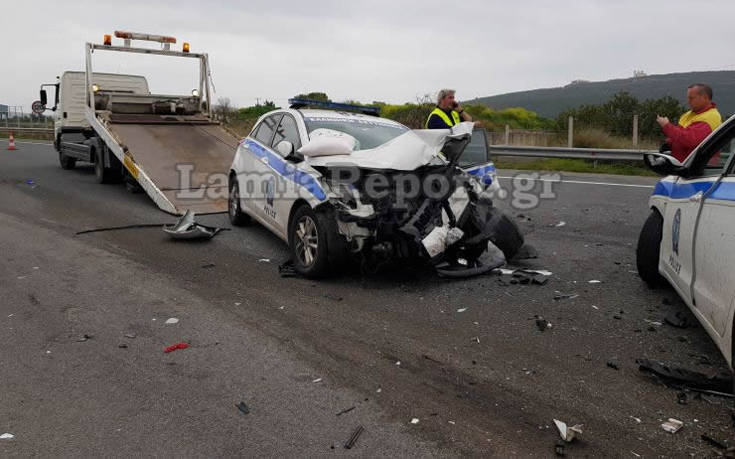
303,117,409,151
272,115,302,153
690,123,735,177
460,129,488,166
254,114,282,147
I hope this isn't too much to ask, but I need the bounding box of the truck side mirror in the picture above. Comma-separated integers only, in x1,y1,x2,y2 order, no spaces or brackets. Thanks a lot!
40,89,47,106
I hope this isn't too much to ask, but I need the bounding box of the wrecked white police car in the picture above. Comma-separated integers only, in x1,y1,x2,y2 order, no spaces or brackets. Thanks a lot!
228,99,525,278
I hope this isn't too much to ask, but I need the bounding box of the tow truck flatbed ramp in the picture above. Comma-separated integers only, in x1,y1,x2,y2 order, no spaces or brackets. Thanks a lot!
104,114,238,215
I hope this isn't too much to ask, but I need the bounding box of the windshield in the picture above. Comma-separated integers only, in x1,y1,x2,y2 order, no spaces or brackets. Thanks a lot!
304,117,409,151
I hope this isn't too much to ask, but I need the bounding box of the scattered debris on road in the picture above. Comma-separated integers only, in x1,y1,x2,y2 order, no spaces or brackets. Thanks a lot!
553,221,566,227
344,425,364,449
124,333,136,339
553,419,583,442
410,418,420,424
701,433,730,450
312,378,322,383
664,311,689,329
0,433,14,440
235,401,250,415
25,179,38,189
118,343,128,349
456,308,467,313
637,359,733,393
76,223,166,235
553,292,578,301
163,342,189,353
163,210,227,240
336,406,356,416
278,260,299,278
76,334,93,342
606,361,619,370
535,316,552,331
661,418,683,434
588,279,601,284
201,263,216,269
554,439,566,456
257,258,270,263
165,317,179,325
322,294,343,301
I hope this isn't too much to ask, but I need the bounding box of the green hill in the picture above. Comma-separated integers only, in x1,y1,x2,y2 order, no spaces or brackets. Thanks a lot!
468,71,735,118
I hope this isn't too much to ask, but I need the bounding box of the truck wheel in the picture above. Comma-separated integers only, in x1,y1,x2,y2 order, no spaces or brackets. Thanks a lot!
486,208,524,260
228,179,251,226
636,210,665,287
59,151,76,170
94,150,116,184
289,205,331,278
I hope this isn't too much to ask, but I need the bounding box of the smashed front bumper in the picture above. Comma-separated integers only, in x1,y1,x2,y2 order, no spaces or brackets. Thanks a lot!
325,168,519,277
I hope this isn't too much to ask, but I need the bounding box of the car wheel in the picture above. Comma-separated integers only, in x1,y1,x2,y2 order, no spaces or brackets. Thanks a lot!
59,150,76,170
228,179,251,226
636,210,665,287
289,205,331,278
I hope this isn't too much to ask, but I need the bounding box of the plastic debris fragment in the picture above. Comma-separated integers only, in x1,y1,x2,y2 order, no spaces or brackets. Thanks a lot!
661,418,683,434
553,419,583,442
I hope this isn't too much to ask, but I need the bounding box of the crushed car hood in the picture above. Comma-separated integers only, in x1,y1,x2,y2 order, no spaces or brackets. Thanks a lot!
305,122,474,171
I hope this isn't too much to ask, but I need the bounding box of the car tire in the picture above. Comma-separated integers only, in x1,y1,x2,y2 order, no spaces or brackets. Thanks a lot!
636,210,665,287
486,208,524,260
228,179,251,226
59,150,76,170
94,150,116,184
289,205,332,278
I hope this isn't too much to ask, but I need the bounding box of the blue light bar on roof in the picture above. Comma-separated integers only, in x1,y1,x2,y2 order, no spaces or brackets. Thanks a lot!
288,98,380,116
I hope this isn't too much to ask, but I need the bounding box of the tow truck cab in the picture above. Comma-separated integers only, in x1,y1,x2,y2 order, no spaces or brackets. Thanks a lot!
49,72,149,160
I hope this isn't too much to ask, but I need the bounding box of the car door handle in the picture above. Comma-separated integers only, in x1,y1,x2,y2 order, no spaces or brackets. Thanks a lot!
260,156,269,165
689,192,703,203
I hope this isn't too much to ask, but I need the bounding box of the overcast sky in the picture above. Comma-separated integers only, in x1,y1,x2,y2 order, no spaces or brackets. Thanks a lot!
5,0,735,112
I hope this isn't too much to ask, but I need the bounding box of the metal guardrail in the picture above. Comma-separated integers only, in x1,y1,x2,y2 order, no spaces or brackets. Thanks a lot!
0,127,53,133
488,145,655,162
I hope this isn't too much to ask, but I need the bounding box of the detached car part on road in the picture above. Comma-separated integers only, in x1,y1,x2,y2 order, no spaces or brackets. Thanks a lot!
637,114,735,372
229,99,524,278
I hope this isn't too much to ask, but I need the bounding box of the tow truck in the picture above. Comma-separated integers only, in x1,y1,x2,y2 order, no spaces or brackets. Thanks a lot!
40,31,239,214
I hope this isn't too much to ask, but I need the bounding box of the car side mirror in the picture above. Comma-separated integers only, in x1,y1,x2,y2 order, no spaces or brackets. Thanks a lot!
276,140,294,156
40,89,47,106
643,152,686,176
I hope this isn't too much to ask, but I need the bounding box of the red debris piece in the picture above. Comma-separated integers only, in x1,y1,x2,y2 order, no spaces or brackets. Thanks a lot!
164,342,189,353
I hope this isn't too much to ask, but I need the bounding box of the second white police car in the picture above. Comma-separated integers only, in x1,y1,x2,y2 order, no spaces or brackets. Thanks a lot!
637,114,735,369
228,99,525,278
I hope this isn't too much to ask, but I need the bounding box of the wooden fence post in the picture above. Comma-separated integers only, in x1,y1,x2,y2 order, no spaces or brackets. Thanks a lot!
504,124,510,145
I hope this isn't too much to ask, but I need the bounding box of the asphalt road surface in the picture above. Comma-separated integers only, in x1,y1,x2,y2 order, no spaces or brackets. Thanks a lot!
1,140,733,457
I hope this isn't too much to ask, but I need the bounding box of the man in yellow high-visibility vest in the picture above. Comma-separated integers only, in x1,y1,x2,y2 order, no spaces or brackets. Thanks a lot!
425,89,473,129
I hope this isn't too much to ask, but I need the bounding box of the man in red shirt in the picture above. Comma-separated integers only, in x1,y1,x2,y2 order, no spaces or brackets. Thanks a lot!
656,83,722,162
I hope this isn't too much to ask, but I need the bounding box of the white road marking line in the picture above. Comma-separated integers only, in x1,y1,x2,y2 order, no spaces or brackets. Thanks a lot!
497,175,654,189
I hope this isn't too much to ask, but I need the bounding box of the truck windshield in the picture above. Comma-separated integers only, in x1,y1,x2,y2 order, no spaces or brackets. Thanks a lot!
304,117,409,151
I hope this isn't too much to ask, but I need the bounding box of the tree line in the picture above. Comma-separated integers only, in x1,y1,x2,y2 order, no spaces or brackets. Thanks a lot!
219,90,687,140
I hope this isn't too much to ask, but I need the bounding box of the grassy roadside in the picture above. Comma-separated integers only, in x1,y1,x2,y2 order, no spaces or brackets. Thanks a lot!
493,157,657,177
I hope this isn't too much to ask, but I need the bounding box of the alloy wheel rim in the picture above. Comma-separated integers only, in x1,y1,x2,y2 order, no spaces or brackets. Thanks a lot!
295,215,318,267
